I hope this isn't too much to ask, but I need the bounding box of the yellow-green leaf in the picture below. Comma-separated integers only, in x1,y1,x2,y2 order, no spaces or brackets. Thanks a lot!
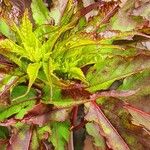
27,62,41,90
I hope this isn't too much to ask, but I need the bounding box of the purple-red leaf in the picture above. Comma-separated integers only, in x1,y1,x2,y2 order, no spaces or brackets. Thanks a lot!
7,125,33,150
85,102,130,150
124,105,150,134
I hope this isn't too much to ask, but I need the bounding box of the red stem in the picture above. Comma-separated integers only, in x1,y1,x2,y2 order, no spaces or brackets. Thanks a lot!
71,106,79,126
71,120,88,131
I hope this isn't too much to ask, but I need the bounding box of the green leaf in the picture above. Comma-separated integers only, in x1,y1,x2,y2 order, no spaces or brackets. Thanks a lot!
0,100,36,121
86,55,150,92
50,122,70,150
68,67,87,83
119,71,150,90
60,0,75,26
0,49,22,67
30,128,40,150
43,98,92,108
13,63,41,101
43,58,54,85
31,0,51,25
0,39,26,56
12,11,42,62
86,123,106,149
0,19,10,37
38,125,51,138
41,25,73,53
0,126,9,139
11,85,36,101
27,63,41,91
34,25,59,40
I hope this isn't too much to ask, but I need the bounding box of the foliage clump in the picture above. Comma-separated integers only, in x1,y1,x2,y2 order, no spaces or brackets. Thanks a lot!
0,0,150,149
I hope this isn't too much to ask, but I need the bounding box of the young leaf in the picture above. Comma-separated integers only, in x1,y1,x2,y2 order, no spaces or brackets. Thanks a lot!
85,102,130,150
13,63,41,101
0,19,10,38
50,122,70,150
0,49,22,67
27,62,41,92
0,39,26,57
60,0,75,26
12,11,42,62
68,67,87,84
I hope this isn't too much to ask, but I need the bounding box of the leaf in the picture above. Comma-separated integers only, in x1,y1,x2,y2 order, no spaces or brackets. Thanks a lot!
0,75,18,97
21,103,69,126
29,127,40,150
0,139,7,150
0,19,10,38
31,0,51,25
50,122,70,150
0,126,9,139
86,123,106,150
38,125,51,139
111,0,149,31
34,24,59,40
69,67,87,83
13,11,42,62
83,135,97,150
119,71,150,90
131,1,150,20
11,85,37,101
23,109,69,126
12,62,41,101
43,59,53,86
60,0,75,26
118,71,150,112
124,105,150,133
41,25,73,53
0,100,35,121
44,99,90,108
111,0,136,31
7,124,39,150
27,62,41,93
86,55,150,92
85,102,130,150
0,39,26,56
0,49,22,67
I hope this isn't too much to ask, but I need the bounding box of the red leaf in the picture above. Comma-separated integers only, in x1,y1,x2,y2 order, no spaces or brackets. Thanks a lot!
79,1,104,17
24,103,52,117
85,102,130,150
95,89,138,98
7,125,33,150
83,135,97,150
21,103,69,126
124,104,150,134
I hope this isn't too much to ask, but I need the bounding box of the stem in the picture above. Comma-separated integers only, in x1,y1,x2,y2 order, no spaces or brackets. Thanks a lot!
71,106,79,126
67,131,74,150
71,120,88,131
